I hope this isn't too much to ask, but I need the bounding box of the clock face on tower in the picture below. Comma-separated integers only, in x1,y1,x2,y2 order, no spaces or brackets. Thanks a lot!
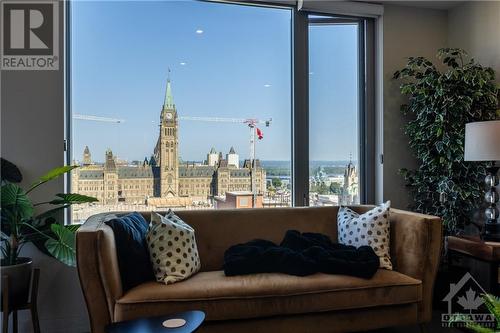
166,112,173,120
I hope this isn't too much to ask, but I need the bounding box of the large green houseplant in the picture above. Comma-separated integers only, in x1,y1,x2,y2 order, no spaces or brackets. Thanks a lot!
1,159,97,305
1,159,99,306
394,48,499,234
1,158,97,267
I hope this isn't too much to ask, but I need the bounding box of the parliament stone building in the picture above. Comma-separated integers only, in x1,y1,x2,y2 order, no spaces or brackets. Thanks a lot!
72,80,266,207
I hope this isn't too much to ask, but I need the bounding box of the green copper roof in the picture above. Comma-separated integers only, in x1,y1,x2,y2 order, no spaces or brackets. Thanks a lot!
163,79,174,109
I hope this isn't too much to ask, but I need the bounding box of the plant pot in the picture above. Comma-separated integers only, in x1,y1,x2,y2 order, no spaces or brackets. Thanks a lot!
1,257,33,308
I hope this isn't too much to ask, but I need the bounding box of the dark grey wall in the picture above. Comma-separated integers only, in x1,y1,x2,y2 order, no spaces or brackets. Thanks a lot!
382,2,500,210
0,2,89,332
382,5,448,209
448,1,500,84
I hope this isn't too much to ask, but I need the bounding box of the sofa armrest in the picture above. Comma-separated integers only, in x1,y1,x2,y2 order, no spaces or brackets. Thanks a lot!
390,209,442,323
77,213,123,333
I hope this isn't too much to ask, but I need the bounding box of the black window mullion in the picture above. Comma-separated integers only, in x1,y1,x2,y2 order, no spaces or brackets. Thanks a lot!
360,18,376,204
358,19,367,204
292,9,309,207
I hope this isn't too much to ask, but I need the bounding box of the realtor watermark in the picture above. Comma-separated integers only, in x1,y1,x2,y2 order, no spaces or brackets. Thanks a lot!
1,0,59,70
442,272,496,329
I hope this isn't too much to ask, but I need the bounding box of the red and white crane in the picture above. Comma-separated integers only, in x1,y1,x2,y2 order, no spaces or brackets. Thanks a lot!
179,116,272,205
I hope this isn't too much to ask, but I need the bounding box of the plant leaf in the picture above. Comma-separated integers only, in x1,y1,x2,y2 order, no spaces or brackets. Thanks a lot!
0,158,22,183
28,166,77,193
1,184,33,219
482,294,500,323
65,224,80,233
44,224,77,267
0,230,10,241
49,193,99,205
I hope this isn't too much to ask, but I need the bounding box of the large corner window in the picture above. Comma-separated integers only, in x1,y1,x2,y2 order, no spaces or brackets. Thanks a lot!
68,1,374,223
308,16,361,207
69,1,292,222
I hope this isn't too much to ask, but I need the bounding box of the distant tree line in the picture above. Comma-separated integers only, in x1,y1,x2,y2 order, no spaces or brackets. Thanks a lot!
264,166,346,177
310,182,341,195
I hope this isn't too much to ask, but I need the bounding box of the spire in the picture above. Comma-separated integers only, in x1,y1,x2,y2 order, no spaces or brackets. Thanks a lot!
229,146,236,154
163,70,174,109
83,145,92,165
149,155,157,166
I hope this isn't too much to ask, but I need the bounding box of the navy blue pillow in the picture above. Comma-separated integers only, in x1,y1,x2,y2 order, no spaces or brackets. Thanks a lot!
105,212,154,291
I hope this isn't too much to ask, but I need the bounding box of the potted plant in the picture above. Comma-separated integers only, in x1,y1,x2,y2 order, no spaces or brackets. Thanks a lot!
0,158,97,306
393,48,499,235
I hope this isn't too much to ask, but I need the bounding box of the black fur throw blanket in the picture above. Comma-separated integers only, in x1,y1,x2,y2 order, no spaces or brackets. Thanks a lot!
223,230,379,279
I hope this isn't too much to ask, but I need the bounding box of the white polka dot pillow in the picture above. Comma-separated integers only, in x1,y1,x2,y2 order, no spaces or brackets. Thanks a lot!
337,201,392,270
147,210,201,284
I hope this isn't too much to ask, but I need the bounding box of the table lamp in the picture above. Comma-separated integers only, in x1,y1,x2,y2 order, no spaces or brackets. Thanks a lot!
464,120,500,241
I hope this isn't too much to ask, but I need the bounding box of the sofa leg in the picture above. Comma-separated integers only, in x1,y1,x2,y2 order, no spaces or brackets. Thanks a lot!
419,323,429,333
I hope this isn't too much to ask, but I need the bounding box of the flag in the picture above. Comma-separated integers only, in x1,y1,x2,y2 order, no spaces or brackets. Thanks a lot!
256,128,263,140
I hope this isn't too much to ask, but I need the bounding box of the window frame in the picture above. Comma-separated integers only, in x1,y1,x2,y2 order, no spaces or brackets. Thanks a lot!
64,1,376,218
293,10,376,206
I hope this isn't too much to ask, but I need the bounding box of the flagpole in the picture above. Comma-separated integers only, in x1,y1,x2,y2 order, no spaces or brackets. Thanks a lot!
249,124,256,207
253,126,257,207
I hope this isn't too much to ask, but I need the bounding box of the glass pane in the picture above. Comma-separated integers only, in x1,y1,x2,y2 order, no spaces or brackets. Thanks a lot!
70,1,292,223
308,20,360,206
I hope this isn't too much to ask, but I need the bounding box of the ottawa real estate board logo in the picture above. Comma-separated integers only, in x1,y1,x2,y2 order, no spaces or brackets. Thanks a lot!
1,0,59,70
442,272,496,329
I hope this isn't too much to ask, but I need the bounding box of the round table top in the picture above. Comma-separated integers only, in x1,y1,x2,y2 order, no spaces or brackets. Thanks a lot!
105,310,205,333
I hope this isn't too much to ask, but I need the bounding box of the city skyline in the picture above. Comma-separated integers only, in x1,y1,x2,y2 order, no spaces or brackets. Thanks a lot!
72,77,268,215
71,0,359,163
71,76,359,221
74,145,357,166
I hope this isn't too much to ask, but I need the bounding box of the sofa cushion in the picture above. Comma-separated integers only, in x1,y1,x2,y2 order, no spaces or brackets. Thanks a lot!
105,212,155,291
147,211,201,285
115,269,422,322
338,202,392,270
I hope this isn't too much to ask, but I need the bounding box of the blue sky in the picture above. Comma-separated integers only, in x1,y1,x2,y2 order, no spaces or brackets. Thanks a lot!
71,1,358,163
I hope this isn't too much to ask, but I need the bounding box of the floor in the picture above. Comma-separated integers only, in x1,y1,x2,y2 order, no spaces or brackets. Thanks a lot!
77,311,464,333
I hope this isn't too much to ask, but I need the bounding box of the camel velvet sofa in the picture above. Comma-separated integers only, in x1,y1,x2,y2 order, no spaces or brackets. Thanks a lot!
76,206,442,333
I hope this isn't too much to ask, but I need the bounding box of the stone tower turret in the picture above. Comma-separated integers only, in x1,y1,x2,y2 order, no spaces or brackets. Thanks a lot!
227,146,239,168
82,145,92,165
341,156,358,205
103,149,118,204
207,147,219,167
159,78,179,197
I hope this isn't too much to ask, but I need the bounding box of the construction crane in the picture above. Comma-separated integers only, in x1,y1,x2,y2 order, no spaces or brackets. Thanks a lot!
179,116,272,206
179,116,271,126
73,114,125,123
